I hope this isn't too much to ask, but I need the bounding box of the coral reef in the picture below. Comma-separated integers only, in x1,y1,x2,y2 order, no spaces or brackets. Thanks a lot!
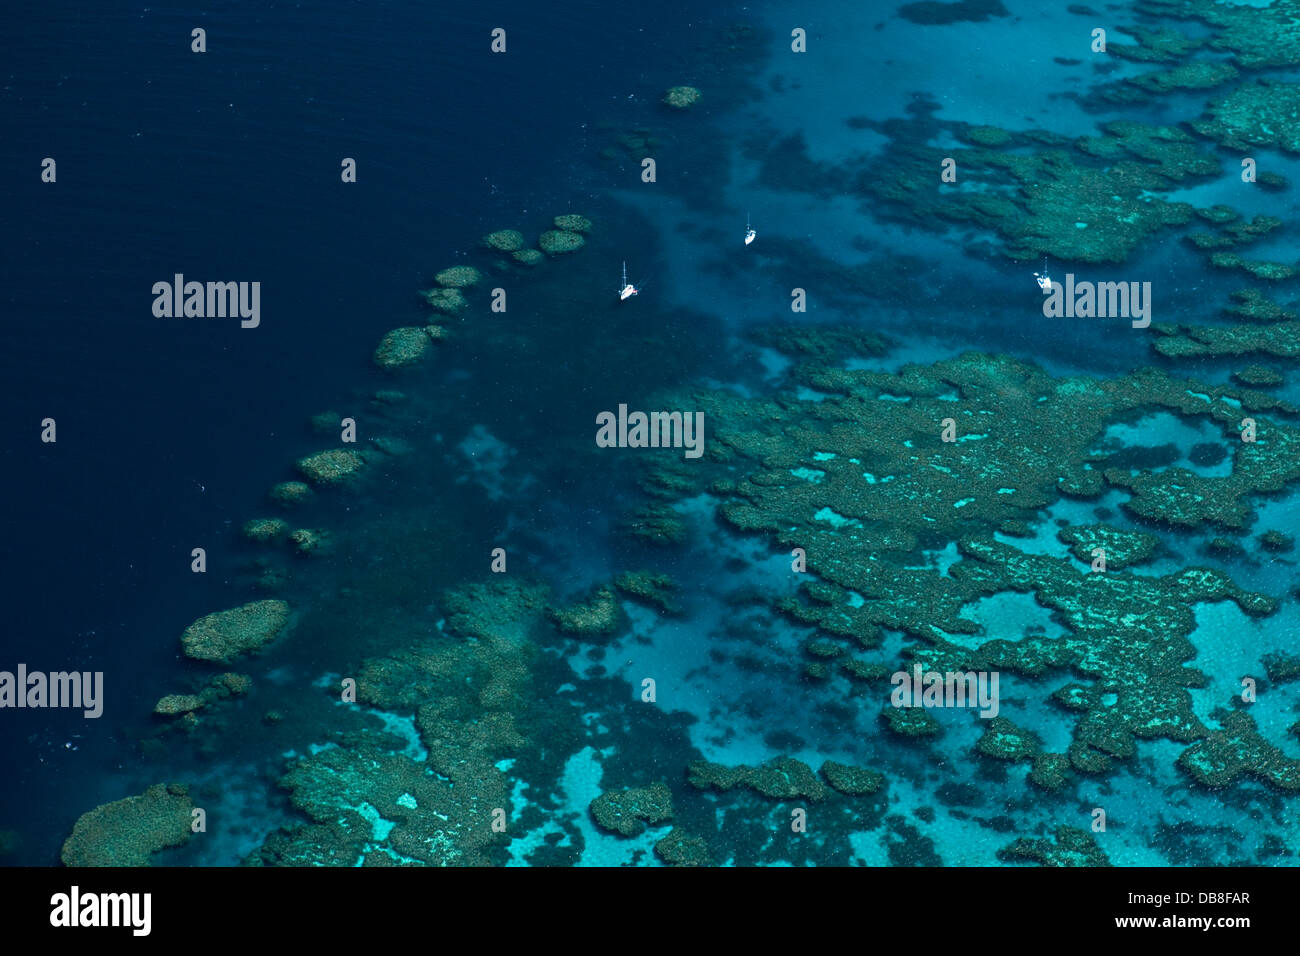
180,599,291,663
434,265,482,288
482,229,524,252
1029,753,1073,791
548,586,623,637
1177,708,1300,791
420,287,468,314
268,481,312,507
1194,80,1300,153
975,717,1042,761
538,229,585,255
1107,25,1202,64
552,214,591,233
628,344,1292,789
1135,0,1300,68
289,528,329,555
242,517,289,543
612,571,679,614
1152,322,1300,360
295,449,367,486
250,581,552,866
662,86,701,109
589,783,673,836
1058,524,1158,570
865,121,1211,263
1207,252,1295,282
153,673,250,718
1263,652,1300,683
1224,289,1295,323
820,760,886,796
654,828,710,865
61,784,194,866
1127,61,1237,97
153,694,203,716
1232,366,1284,388
1258,531,1294,554
997,826,1110,866
373,326,438,370
688,757,828,800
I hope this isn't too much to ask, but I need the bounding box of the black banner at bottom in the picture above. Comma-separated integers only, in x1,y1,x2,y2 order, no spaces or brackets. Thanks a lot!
0,865,1274,942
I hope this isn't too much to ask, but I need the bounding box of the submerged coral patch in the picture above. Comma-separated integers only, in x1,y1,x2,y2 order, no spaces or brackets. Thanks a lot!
180,599,292,663
61,784,195,867
538,229,585,254
434,265,483,288
662,86,700,109
373,326,438,370
482,229,524,252
295,449,367,486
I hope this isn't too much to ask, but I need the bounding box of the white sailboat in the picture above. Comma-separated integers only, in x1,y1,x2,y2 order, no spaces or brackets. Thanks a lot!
618,261,638,301
1033,257,1052,292
744,211,756,245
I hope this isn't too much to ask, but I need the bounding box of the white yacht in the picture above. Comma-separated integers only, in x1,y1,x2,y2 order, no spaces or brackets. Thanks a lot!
618,261,638,301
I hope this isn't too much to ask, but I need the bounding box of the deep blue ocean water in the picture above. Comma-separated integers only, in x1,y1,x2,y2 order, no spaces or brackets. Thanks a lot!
2,0,1298,866
1,0,745,864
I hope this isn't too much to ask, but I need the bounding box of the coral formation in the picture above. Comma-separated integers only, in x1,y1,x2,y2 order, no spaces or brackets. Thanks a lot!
552,214,592,233
997,826,1110,866
1232,366,1284,388
421,287,468,313
865,121,1210,262
295,449,367,486
250,581,553,867
663,86,701,109
538,229,585,255
61,784,194,866
654,828,710,865
613,571,679,614
153,673,250,718
373,327,438,369
1177,708,1300,791
434,265,483,288
589,783,673,836
975,717,1042,761
548,586,623,637
1194,80,1300,153
820,760,886,796
482,230,524,252
242,517,289,543
626,339,1293,791
289,528,329,555
1058,524,1158,570
688,757,828,800
180,599,291,663
268,481,312,507
1152,322,1300,360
